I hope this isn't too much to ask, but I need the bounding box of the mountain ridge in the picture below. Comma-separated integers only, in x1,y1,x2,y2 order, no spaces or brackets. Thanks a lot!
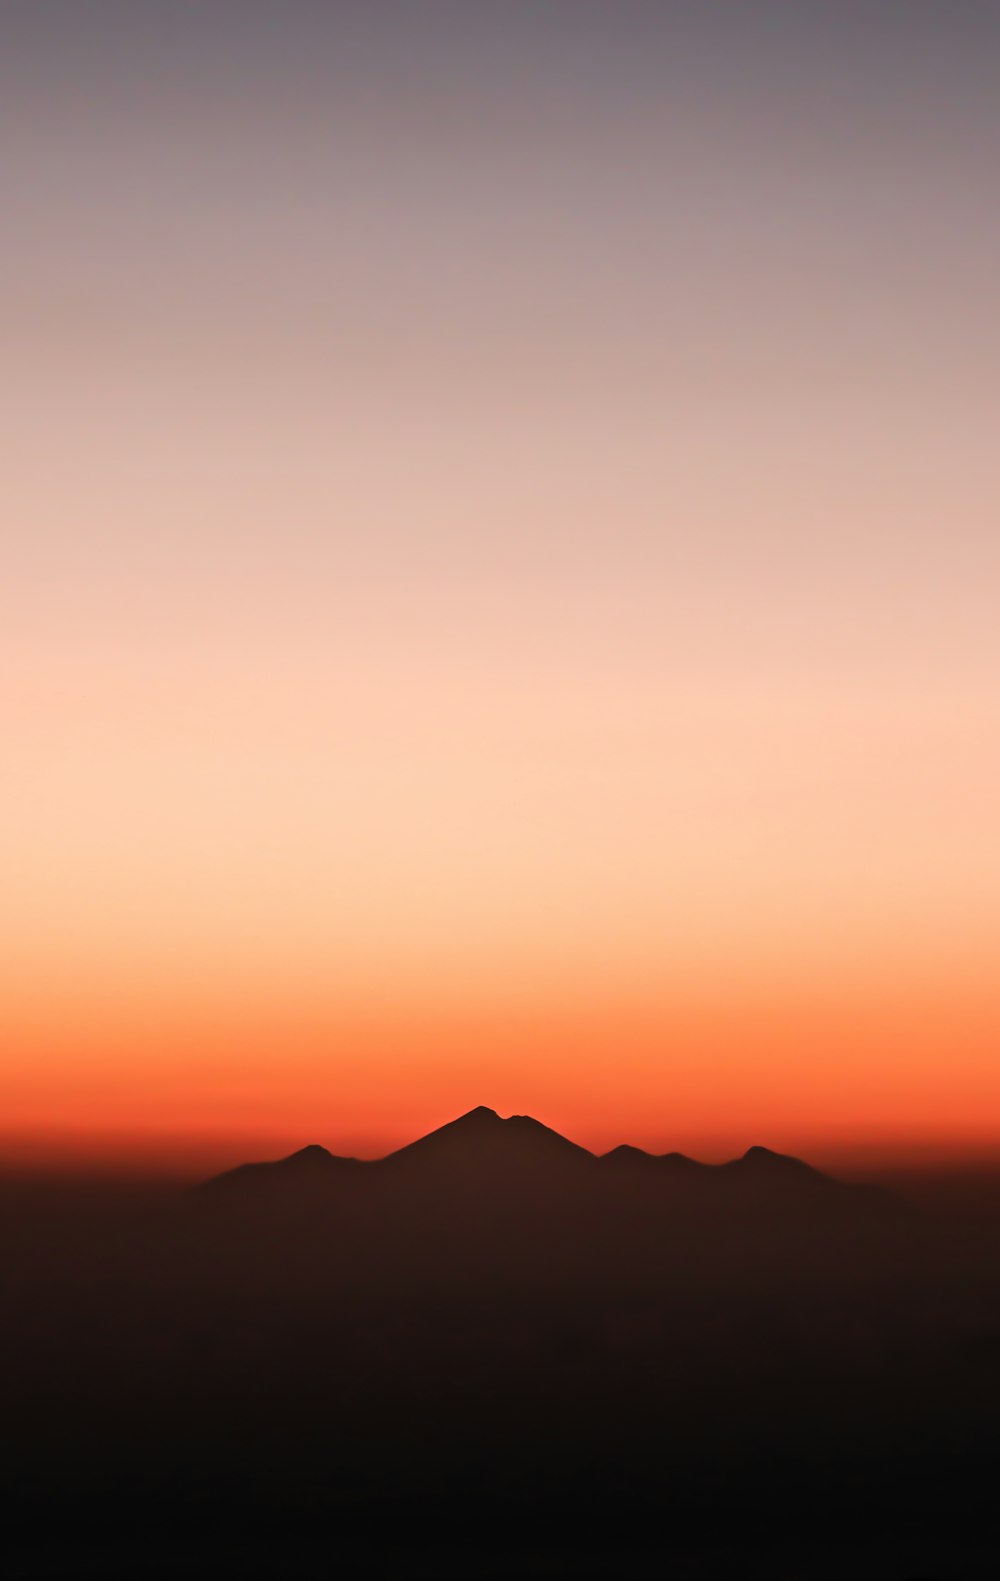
200,1107,847,1194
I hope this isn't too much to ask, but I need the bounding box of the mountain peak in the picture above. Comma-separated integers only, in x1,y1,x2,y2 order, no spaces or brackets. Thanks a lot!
742,1145,804,1166
736,1145,823,1181
198,1141,359,1194
601,1145,701,1172
386,1107,590,1169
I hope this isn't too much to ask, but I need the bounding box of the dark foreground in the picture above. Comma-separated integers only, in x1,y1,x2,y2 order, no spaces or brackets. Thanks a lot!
4,1110,1000,1578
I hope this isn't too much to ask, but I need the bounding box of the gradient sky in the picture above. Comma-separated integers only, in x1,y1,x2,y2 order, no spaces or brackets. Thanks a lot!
3,2,999,1174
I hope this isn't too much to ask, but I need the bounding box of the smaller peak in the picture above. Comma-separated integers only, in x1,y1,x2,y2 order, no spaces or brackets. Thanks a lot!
602,1145,700,1169
289,1143,333,1160
600,1144,658,1170
739,1145,815,1173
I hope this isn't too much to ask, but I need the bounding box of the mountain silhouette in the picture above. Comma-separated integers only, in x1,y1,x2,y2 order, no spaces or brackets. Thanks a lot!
203,1107,845,1192
199,1108,886,1227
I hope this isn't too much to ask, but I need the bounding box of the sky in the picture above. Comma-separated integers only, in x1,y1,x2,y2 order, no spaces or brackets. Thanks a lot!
3,2,999,1175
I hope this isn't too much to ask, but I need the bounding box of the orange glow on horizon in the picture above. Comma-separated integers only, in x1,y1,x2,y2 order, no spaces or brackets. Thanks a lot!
4,958,999,1176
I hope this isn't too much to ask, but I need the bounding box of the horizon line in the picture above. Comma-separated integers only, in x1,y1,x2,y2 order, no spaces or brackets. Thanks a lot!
6,1104,1000,1186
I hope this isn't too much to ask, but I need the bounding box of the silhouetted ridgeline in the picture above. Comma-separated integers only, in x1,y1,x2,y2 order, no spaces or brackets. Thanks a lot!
3,1110,1000,1578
